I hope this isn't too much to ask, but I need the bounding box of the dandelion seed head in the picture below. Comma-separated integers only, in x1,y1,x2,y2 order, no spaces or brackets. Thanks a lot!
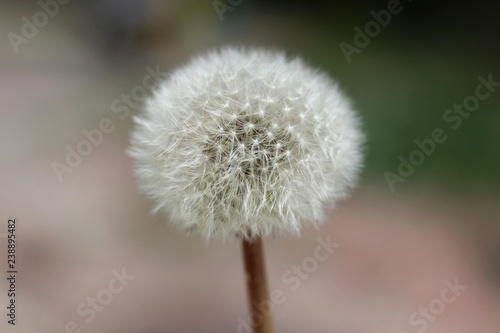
129,46,364,240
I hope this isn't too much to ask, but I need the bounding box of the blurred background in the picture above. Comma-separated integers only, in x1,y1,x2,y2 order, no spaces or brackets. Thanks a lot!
1,0,499,332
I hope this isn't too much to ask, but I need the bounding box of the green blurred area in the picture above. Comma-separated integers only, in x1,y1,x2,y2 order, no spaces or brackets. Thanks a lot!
328,39,500,191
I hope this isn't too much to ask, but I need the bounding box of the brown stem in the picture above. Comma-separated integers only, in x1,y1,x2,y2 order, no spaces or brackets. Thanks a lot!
242,236,275,333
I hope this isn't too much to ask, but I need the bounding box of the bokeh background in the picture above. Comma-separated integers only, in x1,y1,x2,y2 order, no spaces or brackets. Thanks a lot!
1,0,499,332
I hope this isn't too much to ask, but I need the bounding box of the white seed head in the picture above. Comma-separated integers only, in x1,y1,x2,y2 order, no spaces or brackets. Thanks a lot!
129,47,364,241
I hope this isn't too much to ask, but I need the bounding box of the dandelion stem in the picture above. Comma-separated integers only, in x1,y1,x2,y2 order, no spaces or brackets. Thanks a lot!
242,236,274,333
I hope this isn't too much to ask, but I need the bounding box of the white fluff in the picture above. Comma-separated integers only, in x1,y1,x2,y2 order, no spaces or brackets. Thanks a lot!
129,46,364,240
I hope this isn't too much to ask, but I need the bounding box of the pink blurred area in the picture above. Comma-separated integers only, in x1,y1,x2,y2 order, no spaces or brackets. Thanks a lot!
0,1,499,333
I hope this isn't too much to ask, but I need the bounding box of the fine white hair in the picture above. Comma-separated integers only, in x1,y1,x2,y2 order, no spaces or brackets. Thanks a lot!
129,46,364,240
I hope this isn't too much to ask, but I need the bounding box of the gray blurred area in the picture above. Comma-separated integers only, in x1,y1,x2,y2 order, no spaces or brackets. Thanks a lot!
0,0,499,332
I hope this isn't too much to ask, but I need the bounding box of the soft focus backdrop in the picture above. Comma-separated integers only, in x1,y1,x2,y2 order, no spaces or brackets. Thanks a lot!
1,1,499,332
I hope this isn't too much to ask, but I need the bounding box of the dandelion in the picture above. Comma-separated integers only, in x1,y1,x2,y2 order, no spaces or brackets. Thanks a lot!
129,47,363,240
129,46,364,333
